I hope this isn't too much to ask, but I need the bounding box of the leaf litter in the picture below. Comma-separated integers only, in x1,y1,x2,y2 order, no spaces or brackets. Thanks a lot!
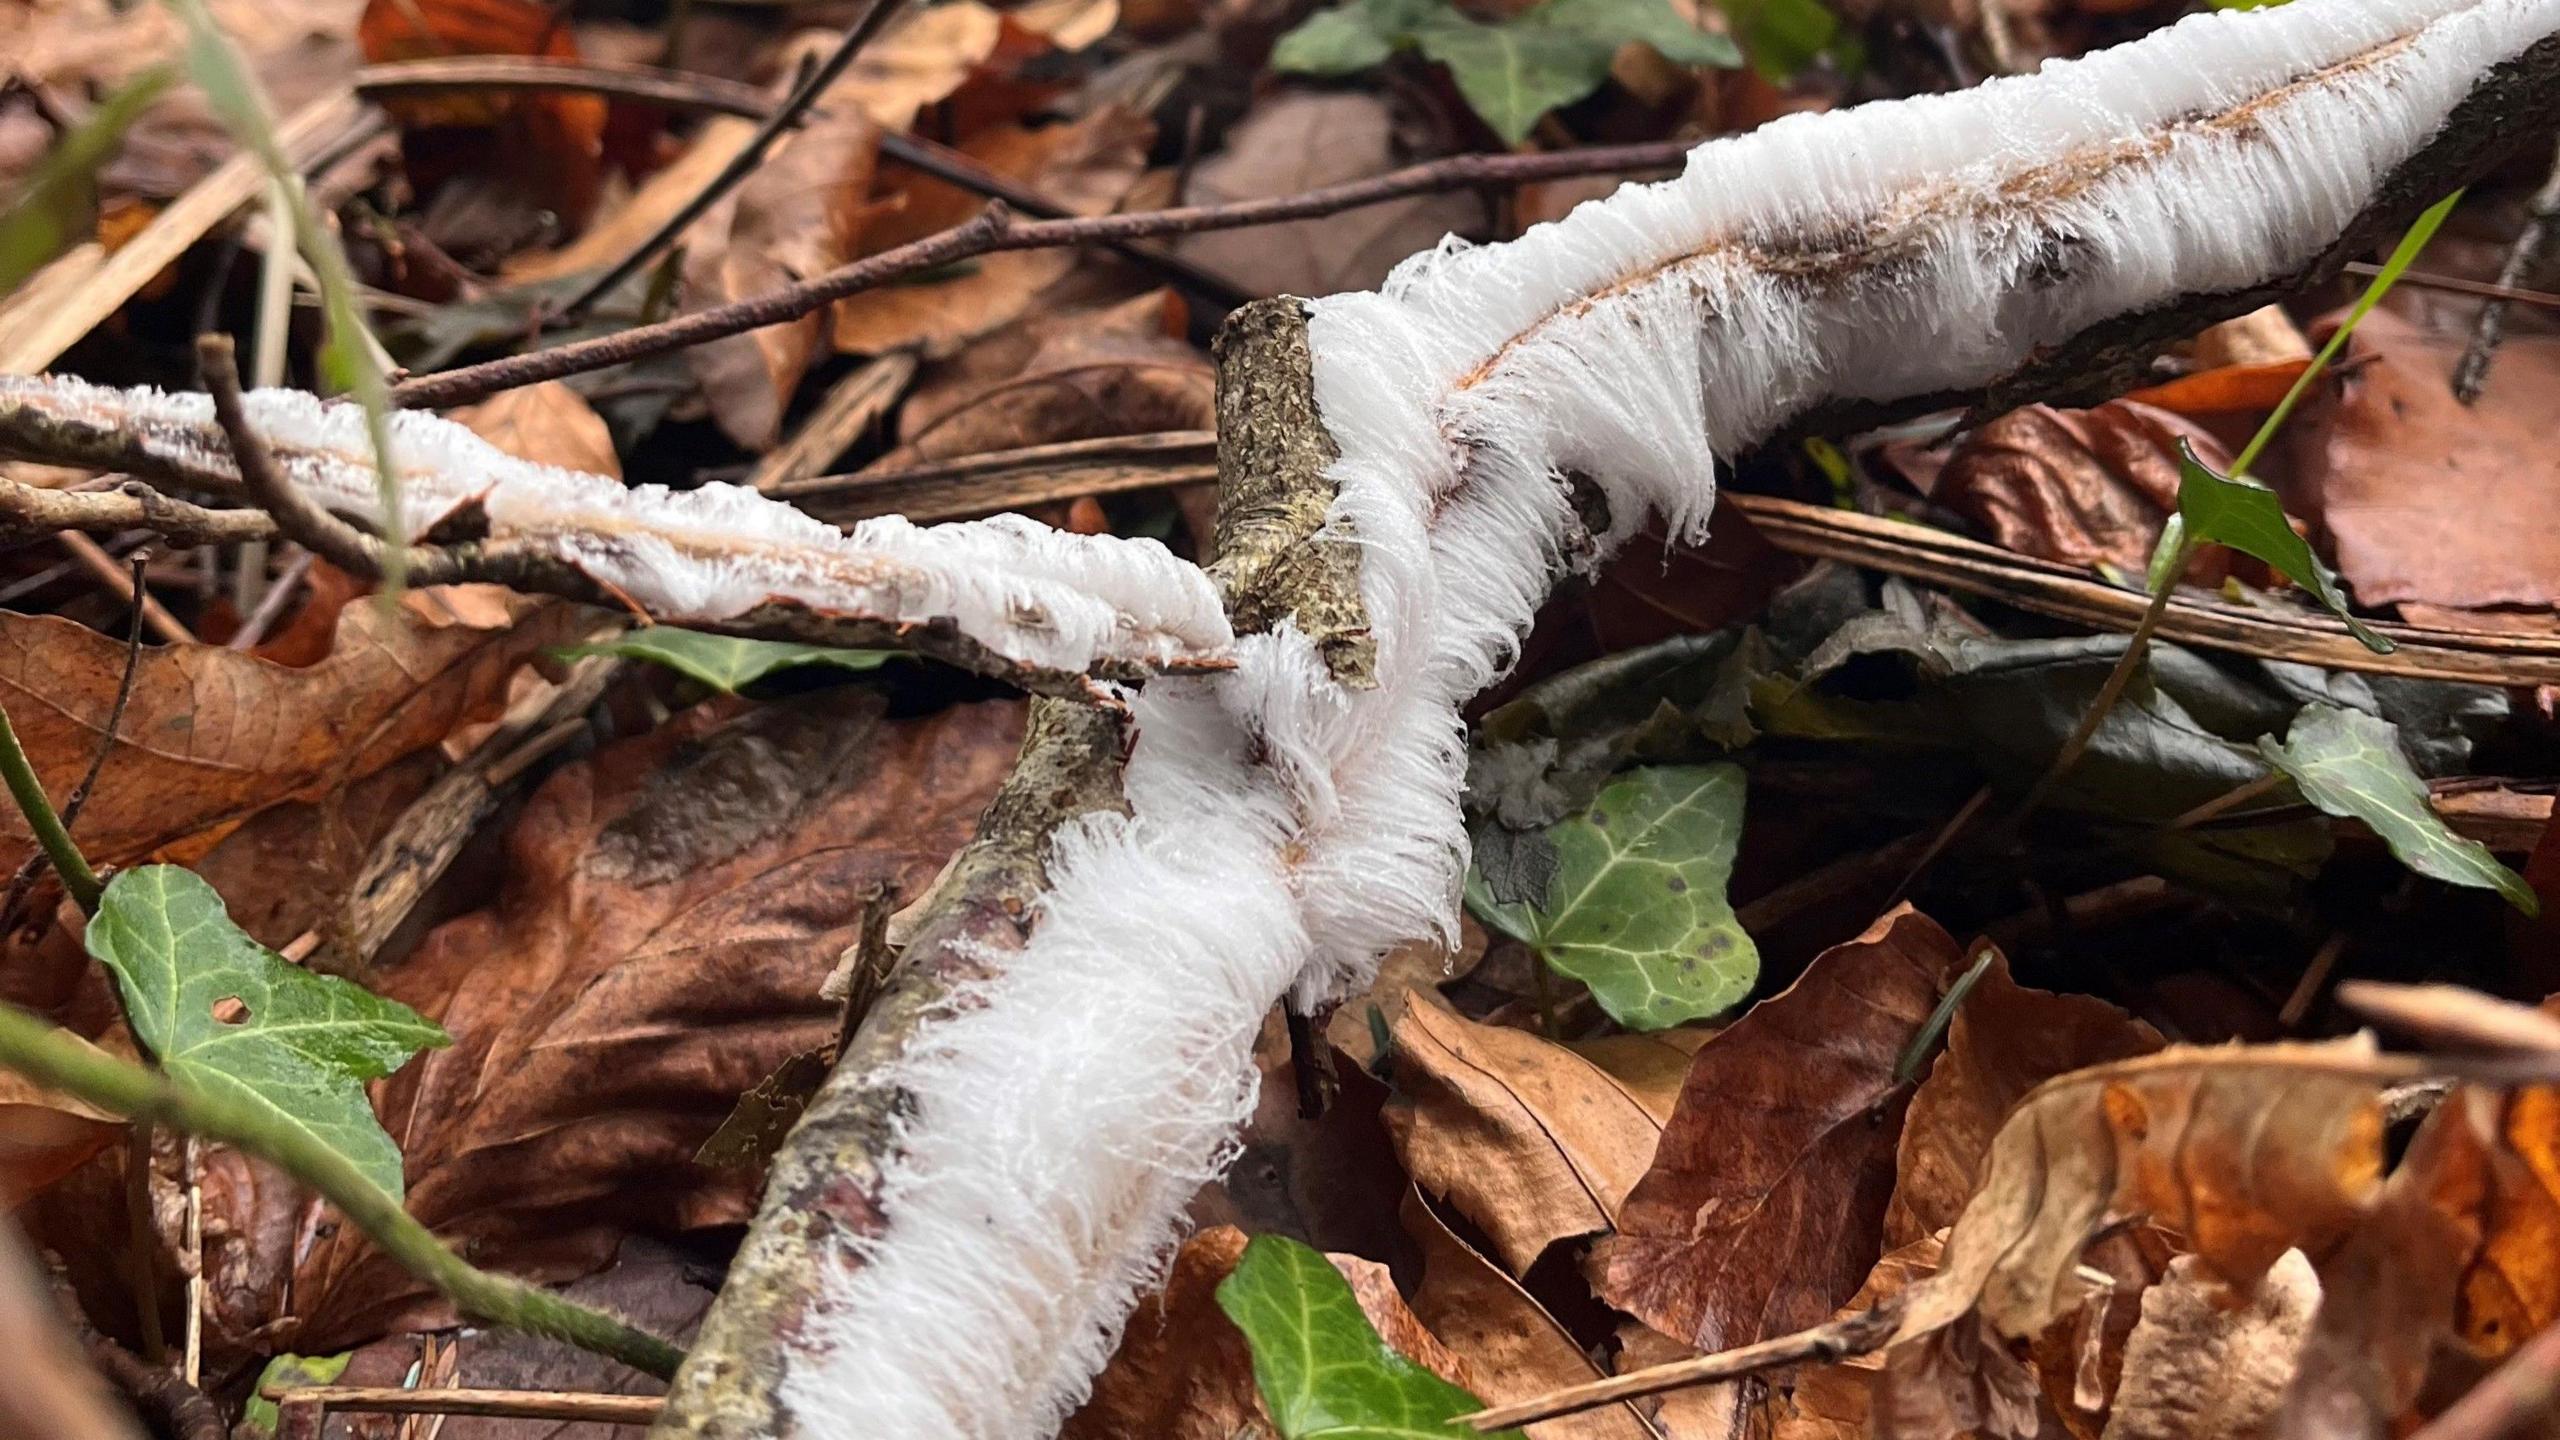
5,0,2560,1435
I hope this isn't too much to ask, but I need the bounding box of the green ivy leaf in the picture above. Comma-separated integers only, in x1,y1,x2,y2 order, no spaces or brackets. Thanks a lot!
85,866,449,1199
1716,0,1840,80
559,627,893,695
2173,444,2394,655
1273,0,1736,143
1215,1234,1519,1440
1271,2,1401,71
1466,763,1758,1029
2258,704,2536,915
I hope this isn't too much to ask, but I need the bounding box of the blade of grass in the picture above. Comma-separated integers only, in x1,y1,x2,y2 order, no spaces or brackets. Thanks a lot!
166,0,408,587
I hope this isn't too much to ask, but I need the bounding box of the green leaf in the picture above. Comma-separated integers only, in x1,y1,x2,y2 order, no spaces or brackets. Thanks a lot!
1272,2,1402,72
239,1353,350,1436
2258,704,2537,915
85,866,448,1199
1536,0,1742,66
1274,0,1734,143
169,0,407,568
1466,764,1757,1030
2173,444,2393,654
0,67,175,295
1215,1234,1518,1440
1413,14,1609,143
558,627,893,695
1717,0,1839,80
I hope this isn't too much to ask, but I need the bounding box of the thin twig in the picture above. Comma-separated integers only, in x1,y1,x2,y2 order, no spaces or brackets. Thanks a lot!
80,1326,223,1440
2158,768,2291,834
388,138,1701,410
0,1002,685,1377
0,482,273,549
555,0,909,316
60,553,149,832
2013,578,2181,821
200,337,390,579
1459,1305,1903,1430
2451,139,2560,403
267,1387,661,1424
53,533,191,644
2408,1316,2560,1440
225,547,314,651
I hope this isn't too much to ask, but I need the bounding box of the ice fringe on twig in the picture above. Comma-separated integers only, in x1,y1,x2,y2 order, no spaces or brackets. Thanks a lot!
721,0,2560,1435
0,374,1233,686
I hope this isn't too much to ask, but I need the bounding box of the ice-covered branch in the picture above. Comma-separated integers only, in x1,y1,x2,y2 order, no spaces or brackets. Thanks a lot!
0,375,1231,695
657,0,2560,1435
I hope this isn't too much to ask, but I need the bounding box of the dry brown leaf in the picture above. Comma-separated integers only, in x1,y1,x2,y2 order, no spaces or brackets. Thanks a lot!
0,1043,123,1208
1888,952,2165,1247
879,290,1214,465
1593,905,1964,1351
1402,1187,1662,1440
683,105,881,448
2100,1251,2319,1440
1383,991,1705,1274
832,108,1153,357
1064,1224,1482,1440
1174,91,1486,298
0,597,580,878
2119,360,2313,418
192,695,1023,1356
801,3,1005,132
2190,307,2313,370
503,116,756,284
1777,1238,1952,1440
1887,1039,2389,1433
449,380,621,477
1921,402,2239,579
1325,917,1490,1069
2280,308,2560,609
357,0,607,230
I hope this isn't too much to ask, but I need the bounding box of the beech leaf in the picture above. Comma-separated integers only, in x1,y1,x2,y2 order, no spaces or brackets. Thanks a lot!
1467,763,1757,1030
85,866,448,1200
559,628,893,695
2172,444,2393,653
2258,703,2536,914
1215,1233,1518,1440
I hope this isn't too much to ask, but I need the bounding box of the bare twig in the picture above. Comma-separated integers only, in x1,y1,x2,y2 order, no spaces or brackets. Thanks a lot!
60,553,149,832
0,482,273,548
53,533,191,644
2408,1317,2560,1440
555,0,909,316
2451,139,2560,402
81,1327,222,1440
225,547,314,651
1460,1306,1903,1430
387,140,1701,409
268,1386,661,1425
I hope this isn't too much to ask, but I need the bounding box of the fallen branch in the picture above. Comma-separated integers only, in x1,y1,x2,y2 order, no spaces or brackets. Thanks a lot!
0,371,1235,696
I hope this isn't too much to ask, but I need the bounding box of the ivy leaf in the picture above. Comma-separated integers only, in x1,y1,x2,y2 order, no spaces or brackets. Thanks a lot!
2258,704,2536,915
1274,0,1736,143
1466,764,1758,1030
2173,443,2393,654
1412,16,1605,143
1215,1234,1519,1440
85,866,449,1199
558,627,893,695
1271,3,1400,72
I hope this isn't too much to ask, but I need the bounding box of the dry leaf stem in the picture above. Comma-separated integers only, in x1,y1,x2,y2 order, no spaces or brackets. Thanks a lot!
2451,138,2560,403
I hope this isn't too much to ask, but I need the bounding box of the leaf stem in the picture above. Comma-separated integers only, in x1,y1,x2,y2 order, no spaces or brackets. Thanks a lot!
2011,565,2183,823
0,700,102,912
0,1002,685,1379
